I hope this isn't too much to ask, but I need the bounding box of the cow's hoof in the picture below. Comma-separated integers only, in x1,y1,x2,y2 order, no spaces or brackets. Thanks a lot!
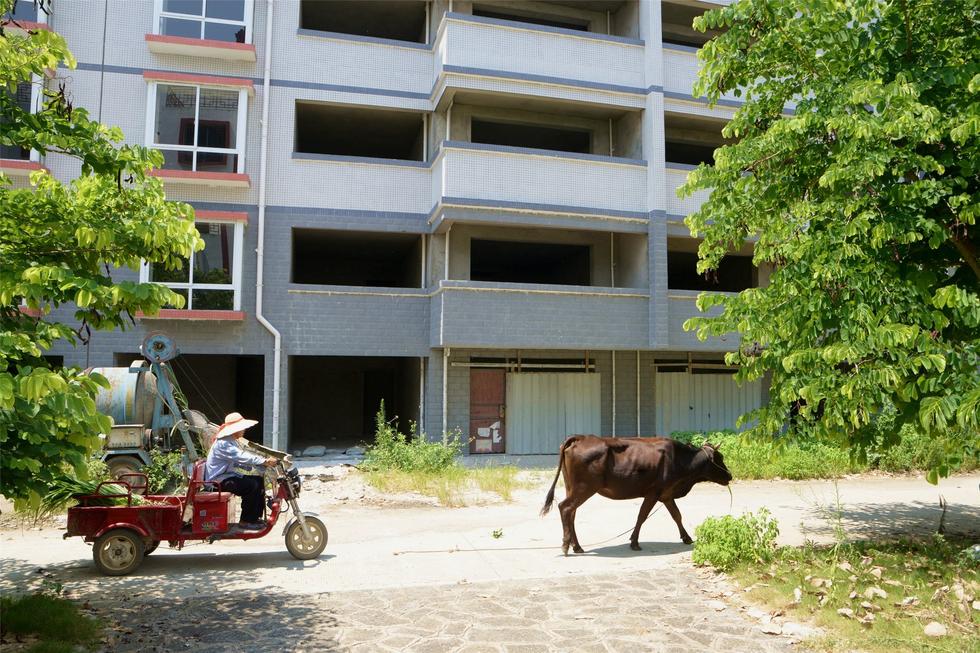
562,544,569,556
681,536,693,545
630,542,642,551
572,545,584,554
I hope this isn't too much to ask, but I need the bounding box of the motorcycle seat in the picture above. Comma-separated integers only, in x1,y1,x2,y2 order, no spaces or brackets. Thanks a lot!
194,492,229,504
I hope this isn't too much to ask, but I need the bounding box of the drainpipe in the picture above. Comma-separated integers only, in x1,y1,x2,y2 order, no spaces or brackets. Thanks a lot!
442,347,450,442
255,0,282,450
636,350,641,435
611,351,617,436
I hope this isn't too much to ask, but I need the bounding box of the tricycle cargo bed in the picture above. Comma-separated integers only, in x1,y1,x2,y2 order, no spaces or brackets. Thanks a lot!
66,501,183,540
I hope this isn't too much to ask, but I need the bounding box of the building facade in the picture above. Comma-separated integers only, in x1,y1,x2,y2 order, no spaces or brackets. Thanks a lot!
13,0,768,455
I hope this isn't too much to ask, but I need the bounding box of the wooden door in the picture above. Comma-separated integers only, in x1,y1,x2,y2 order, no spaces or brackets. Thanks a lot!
469,369,505,454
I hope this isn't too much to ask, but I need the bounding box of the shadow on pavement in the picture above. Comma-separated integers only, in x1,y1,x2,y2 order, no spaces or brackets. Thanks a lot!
96,591,342,652
803,499,980,539
0,550,335,600
585,541,691,557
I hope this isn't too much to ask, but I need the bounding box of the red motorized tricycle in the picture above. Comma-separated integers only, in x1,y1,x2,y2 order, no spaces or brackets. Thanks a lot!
64,450,327,575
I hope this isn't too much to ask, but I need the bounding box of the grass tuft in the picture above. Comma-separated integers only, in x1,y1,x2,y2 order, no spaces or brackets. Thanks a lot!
0,593,101,652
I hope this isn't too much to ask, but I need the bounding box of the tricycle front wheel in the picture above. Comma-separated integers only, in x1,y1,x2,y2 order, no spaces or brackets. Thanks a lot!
94,529,144,576
285,517,327,560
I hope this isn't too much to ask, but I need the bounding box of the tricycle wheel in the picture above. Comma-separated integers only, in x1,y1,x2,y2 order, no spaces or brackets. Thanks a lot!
144,539,161,556
94,529,144,576
285,517,327,560
107,456,144,481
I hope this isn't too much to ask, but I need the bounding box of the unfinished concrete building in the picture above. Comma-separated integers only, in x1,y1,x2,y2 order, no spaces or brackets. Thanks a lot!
34,0,766,454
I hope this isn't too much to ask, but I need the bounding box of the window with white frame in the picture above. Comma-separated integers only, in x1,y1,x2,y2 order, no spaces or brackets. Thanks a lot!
146,83,248,173
154,0,252,44
142,221,244,311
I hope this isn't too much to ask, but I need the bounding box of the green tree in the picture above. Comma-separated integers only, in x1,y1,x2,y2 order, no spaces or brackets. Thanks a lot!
0,1,203,502
680,0,979,477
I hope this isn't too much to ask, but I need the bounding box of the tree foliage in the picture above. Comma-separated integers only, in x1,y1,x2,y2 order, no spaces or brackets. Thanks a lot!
681,0,980,474
0,1,203,502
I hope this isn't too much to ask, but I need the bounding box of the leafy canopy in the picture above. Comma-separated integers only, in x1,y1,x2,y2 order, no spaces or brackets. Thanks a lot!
681,0,980,476
0,1,203,502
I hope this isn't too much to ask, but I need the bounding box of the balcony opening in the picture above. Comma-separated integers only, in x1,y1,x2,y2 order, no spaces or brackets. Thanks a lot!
471,119,591,155
664,113,730,166
289,356,421,452
295,102,425,161
114,352,265,433
472,5,589,31
667,238,756,292
470,1,639,39
300,0,426,43
471,239,591,286
292,229,421,288
661,1,723,49
3,0,39,22
1,82,32,160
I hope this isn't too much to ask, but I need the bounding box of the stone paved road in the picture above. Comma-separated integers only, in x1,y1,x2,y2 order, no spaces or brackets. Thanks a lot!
97,567,794,653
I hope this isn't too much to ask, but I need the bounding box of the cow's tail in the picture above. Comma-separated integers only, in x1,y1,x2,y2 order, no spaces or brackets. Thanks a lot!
540,436,576,516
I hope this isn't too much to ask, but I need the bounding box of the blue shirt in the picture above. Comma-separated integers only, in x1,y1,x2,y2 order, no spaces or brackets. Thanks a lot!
205,437,267,483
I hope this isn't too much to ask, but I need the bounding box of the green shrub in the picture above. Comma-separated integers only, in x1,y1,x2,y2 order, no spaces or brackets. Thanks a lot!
361,402,461,473
144,448,185,493
873,424,979,474
0,594,101,650
692,509,780,571
669,430,856,479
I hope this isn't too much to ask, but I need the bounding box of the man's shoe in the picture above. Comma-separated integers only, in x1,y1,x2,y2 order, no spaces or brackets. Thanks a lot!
237,521,266,531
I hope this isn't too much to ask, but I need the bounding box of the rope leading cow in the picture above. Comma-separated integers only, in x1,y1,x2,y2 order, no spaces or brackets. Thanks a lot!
541,435,733,555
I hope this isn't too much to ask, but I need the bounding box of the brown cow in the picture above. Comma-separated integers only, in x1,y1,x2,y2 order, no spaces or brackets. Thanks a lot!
541,435,732,555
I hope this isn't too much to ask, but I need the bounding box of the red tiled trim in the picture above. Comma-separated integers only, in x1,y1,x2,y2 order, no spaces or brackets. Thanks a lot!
2,20,49,31
18,306,43,318
145,34,256,53
194,210,249,223
0,159,43,171
150,169,251,186
143,69,254,90
138,309,246,321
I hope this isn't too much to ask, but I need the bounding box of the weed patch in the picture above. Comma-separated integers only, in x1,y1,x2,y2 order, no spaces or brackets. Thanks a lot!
361,404,530,505
0,593,101,652
730,535,979,652
692,509,780,571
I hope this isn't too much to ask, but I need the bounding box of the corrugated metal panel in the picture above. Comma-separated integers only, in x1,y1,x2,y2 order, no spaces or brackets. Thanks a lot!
655,372,761,434
506,373,600,454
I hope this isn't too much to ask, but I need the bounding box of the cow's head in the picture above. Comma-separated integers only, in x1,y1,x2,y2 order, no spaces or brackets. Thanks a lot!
701,443,732,485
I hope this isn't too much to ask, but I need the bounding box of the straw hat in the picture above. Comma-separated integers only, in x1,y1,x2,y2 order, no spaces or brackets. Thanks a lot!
215,412,258,439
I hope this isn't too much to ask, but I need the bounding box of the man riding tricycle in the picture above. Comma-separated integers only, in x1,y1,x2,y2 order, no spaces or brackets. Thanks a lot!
64,411,327,576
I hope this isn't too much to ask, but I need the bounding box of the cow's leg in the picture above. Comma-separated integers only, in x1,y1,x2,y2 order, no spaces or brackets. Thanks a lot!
629,495,659,551
558,490,593,555
663,498,693,544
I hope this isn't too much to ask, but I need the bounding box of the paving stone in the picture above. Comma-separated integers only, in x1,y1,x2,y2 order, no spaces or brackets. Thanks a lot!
93,569,796,653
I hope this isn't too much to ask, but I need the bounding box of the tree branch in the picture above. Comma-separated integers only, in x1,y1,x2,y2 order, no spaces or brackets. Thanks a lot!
950,230,980,281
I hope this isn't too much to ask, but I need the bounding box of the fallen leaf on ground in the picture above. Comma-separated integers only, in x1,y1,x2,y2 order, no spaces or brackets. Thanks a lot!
837,561,853,572
869,567,883,579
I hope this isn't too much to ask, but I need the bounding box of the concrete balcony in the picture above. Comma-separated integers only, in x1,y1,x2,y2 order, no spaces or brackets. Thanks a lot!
285,152,432,217
436,142,648,223
667,289,738,350
663,45,742,106
664,163,710,218
437,13,646,107
433,280,649,349
283,285,430,356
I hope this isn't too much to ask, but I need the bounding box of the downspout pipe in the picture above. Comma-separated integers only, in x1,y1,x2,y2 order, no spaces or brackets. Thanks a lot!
256,0,282,450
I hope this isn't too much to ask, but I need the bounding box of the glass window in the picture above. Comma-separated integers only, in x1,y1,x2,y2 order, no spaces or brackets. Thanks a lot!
3,0,39,22
158,0,248,43
152,84,242,173
148,222,240,311
1,81,33,160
